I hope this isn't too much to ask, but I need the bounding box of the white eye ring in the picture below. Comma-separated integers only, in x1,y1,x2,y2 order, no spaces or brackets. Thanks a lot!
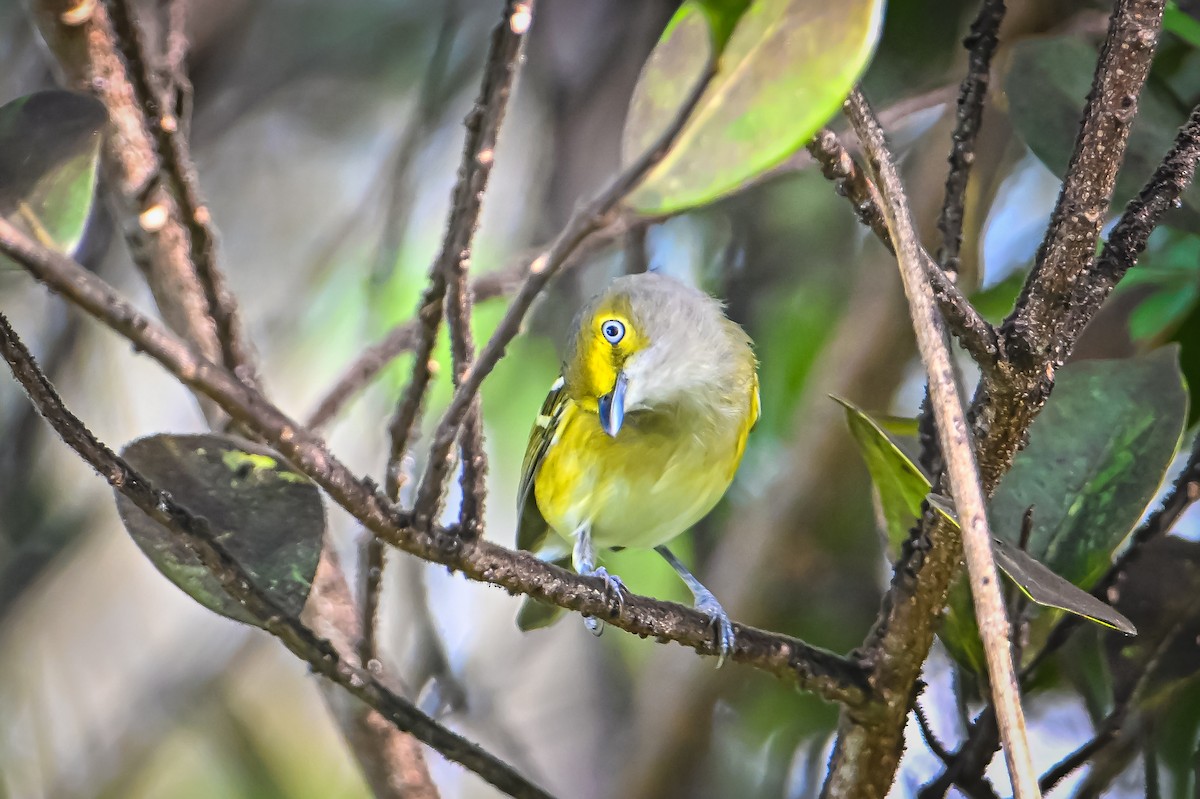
600,319,625,345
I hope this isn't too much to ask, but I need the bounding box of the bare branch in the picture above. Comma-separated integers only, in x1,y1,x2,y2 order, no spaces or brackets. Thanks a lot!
408,0,531,532
0,312,549,799
0,216,869,704
839,89,1039,799
27,0,227,415
415,54,719,512
981,0,1166,491
805,127,1000,371
388,1,531,513
104,0,258,386
936,0,1006,277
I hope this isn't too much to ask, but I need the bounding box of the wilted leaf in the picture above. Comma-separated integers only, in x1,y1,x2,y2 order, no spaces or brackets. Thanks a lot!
116,434,324,627
928,495,1135,635
622,0,884,214
0,90,105,257
1004,36,1200,230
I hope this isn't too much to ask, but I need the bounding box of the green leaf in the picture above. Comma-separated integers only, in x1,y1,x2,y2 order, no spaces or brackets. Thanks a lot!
115,434,325,627
834,396,929,555
969,269,1027,325
695,0,753,54
0,90,105,257
942,348,1185,671
834,397,1133,637
1166,1,1200,50
927,494,1134,635
1004,36,1200,231
621,0,885,214
989,347,1187,588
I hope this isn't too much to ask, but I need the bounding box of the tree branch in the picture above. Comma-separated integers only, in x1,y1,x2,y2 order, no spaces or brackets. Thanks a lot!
408,0,531,534
26,0,229,416
0,216,869,705
836,88,1039,799
805,127,1000,372
936,0,1006,277
982,0,1166,491
0,312,549,799
416,54,720,513
103,0,258,386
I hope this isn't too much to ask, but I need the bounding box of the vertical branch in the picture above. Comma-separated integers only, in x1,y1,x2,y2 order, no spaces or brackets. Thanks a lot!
841,89,1039,799
936,0,1006,277
1011,0,1164,344
417,56,720,504
103,0,258,385
389,0,533,528
27,0,227,414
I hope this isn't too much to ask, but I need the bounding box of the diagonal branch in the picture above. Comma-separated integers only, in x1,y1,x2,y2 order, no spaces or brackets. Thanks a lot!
805,127,1000,372
936,0,1006,277
415,54,720,513
0,215,869,705
836,88,1039,799
0,312,550,799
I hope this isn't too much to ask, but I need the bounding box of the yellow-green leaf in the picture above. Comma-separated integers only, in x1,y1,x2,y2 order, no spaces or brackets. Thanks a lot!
621,0,885,214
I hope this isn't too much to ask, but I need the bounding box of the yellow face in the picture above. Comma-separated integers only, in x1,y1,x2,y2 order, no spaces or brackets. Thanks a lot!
569,295,648,412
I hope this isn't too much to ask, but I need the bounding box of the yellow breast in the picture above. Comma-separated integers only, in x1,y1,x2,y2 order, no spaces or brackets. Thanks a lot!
533,396,752,550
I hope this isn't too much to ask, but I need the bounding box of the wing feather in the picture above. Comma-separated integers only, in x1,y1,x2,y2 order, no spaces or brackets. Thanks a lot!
516,377,568,552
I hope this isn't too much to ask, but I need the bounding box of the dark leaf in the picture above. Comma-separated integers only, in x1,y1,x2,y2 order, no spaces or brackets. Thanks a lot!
115,434,325,627
0,90,105,257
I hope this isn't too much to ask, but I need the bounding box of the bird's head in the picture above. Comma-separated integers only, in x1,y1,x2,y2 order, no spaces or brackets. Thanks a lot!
563,272,754,437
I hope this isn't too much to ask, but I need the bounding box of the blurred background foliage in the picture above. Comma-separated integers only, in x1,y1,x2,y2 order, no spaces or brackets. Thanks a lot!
3,0,1200,797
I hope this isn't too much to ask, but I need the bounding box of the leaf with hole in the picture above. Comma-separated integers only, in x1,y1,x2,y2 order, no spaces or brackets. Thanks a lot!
0,90,105,259
115,434,325,627
621,0,885,214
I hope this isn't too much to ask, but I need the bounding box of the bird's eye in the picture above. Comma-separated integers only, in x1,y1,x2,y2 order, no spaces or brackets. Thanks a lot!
600,319,625,345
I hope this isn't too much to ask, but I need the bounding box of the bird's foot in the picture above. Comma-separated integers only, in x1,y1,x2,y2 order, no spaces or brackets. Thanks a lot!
694,588,736,667
581,566,627,636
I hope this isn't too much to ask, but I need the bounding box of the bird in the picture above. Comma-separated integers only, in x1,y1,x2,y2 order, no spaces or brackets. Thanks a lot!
514,271,759,662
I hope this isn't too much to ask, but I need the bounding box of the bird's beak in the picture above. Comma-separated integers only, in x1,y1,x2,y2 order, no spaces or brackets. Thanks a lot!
598,370,628,438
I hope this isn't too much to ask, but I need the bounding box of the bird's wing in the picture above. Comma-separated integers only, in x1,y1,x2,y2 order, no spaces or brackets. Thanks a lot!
516,376,568,552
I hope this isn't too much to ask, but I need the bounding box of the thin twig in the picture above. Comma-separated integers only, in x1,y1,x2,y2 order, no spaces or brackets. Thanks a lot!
915,701,954,764
387,2,531,505
0,312,549,799
307,270,516,431
841,88,1040,799
804,127,1000,371
982,0,1166,492
409,0,531,533
416,55,720,506
0,216,868,702
105,0,258,385
936,0,1006,277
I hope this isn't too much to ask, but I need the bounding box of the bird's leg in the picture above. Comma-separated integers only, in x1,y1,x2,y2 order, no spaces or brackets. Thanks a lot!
655,545,735,666
572,522,626,635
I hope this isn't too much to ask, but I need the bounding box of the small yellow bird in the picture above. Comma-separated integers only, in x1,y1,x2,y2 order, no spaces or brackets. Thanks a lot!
515,271,759,660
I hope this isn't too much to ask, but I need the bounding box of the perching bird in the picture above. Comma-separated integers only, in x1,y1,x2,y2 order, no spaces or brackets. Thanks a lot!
515,271,759,661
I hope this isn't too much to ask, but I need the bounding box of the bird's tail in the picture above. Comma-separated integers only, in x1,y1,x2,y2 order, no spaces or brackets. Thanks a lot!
515,555,570,631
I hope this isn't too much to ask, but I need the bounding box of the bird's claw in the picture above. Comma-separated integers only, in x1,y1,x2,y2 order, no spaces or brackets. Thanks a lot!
581,566,627,637
695,591,735,667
